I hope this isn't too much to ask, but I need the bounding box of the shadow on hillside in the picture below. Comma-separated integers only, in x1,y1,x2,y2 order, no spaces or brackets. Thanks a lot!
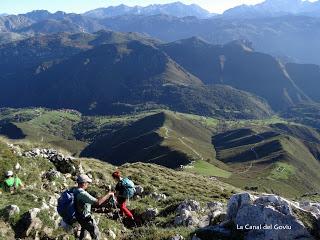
0,122,26,139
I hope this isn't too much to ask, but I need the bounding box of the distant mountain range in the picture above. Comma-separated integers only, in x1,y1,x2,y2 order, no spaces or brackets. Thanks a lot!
98,14,320,65
0,31,273,119
0,1,320,117
1,5,320,65
224,0,320,18
1,30,320,118
84,2,216,19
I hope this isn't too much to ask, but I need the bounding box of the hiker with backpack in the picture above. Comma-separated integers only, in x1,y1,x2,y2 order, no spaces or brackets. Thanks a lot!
112,171,136,222
57,174,114,240
0,170,24,193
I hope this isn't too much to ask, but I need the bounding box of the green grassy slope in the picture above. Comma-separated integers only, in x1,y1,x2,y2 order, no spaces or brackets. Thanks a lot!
1,108,320,198
212,125,320,198
0,139,237,240
81,111,229,173
0,108,155,155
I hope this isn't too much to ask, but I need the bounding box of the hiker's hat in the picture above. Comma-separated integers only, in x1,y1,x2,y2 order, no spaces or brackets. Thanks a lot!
77,174,93,183
5,170,13,177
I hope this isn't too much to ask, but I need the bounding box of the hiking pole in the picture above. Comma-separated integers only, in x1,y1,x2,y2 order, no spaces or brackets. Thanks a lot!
112,195,124,225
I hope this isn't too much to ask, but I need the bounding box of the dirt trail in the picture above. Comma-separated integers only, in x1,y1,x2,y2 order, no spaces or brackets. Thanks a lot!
164,127,204,161
238,133,265,174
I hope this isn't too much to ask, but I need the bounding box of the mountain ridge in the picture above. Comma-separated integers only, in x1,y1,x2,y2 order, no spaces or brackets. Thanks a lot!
223,0,320,18
0,33,272,118
84,1,216,19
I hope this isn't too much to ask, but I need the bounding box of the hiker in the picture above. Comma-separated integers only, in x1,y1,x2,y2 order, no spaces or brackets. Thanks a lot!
1,170,24,193
75,174,114,240
112,171,135,221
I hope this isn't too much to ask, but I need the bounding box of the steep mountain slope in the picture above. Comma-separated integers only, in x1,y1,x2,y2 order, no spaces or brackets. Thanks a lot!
81,111,231,175
81,112,200,167
0,36,272,118
0,14,33,31
0,32,23,45
161,37,311,111
0,30,159,76
2,30,319,116
286,63,320,102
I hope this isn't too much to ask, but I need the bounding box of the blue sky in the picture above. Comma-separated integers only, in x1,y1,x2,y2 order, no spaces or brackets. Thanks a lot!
1,0,317,15
1,0,267,14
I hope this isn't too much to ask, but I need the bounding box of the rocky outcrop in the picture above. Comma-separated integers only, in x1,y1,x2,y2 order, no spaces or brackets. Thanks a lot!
151,192,167,201
3,205,20,220
300,202,320,220
141,208,159,222
107,229,117,239
194,192,320,240
15,208,43,238
135,185,144,196
174,200,202,227
42,169,61,181
174,200,226,229
23,148,77,174
170,235,184,240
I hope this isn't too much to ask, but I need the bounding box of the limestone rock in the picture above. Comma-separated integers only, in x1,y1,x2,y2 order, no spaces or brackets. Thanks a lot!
300,202,320,219
151,192,167,201
227,193,315,240
177,200,201,212
43,169,61,181
141,208,159,222
170,235,184,240
107,229,116,239
174,200,203,227
23,148,77,174
15,208,43,238
193,225,232,240
207,201,226,225
135,185,144,196
3,205,20,219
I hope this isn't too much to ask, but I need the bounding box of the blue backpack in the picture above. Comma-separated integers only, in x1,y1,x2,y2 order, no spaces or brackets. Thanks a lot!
120,178,136,199
57,189,80,225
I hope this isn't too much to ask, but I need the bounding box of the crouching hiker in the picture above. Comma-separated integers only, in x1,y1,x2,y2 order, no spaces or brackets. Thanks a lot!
1,170,24,193
57,174,114,240
112,171,136,222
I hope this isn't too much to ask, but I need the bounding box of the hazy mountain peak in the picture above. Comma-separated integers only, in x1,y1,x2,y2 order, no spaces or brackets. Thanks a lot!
223,0,319,17
24,10,51,21
84,2,214,19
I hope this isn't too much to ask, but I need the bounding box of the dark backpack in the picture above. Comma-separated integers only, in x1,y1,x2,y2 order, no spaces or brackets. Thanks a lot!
57,189,80,225
120,178,136,199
